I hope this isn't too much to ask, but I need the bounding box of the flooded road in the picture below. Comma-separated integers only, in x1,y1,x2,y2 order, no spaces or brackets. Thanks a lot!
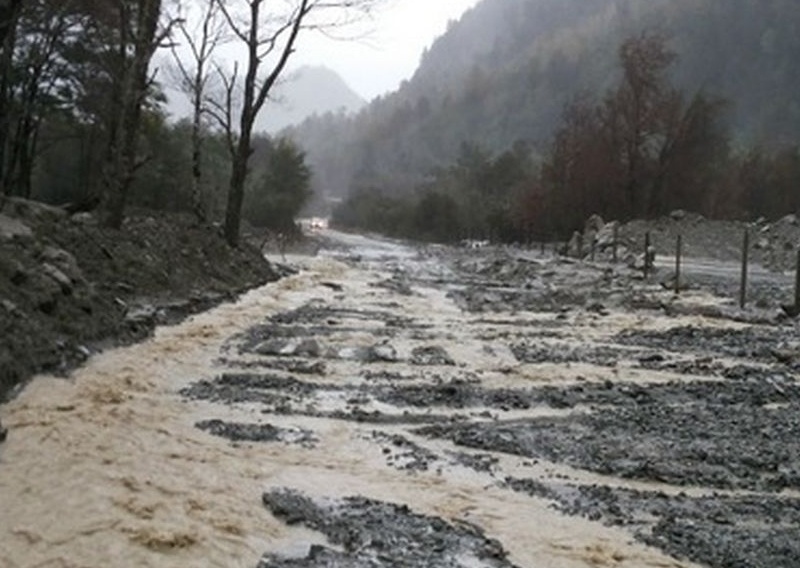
2,231,799,568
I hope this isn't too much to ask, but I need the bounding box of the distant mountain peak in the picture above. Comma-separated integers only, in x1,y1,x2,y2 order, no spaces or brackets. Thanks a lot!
256,65,366,133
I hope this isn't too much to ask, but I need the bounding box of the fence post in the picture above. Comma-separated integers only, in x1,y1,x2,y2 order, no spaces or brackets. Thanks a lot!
740,228,750,309
644,232,652,278
675,234,683,295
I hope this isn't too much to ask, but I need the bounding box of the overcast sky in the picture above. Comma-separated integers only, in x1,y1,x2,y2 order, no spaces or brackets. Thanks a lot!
285,0,483,100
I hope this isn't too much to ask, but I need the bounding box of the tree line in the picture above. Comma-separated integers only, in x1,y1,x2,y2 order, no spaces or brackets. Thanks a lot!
0,0,374,246
295,0,800,212
333,33,800,243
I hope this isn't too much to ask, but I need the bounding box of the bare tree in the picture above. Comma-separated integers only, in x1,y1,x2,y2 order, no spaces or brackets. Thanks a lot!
212,0,377,247
170,0,226,221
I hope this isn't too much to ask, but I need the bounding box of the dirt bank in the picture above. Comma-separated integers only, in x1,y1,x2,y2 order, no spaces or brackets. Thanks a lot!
0,198,278,401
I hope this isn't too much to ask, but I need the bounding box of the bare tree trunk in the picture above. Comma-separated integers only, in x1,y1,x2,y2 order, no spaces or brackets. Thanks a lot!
224,140,251,245
220,0,310,247
190,99,205,221
171,0,225,223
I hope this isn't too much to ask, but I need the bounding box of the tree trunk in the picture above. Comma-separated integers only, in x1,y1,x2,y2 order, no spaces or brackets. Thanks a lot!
190,91,206,222
224,135,251,247
100,0,162,229
0,0,23,197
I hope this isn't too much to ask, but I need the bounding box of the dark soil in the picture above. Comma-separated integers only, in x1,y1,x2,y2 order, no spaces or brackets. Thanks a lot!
0,198,278,401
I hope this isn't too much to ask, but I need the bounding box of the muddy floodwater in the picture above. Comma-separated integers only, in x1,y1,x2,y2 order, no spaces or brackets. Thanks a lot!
2,231,799,568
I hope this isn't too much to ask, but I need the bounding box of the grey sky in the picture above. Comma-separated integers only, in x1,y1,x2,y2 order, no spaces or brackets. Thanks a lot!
286,0,483,100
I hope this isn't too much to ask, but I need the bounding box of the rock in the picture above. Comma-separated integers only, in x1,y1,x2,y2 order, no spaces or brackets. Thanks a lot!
0,213,33,240
40,263,73,295
584,214,605,235
69,212,97,225
256,338,321,357
295,339,321,358
370,342,399,362
567,231,584,258
771,347,800,363
0,420,6,442
40,246,84,284
411,346,455,366
596,221,619,248
659,272,692,292
755,237,770,250
330,346,373,362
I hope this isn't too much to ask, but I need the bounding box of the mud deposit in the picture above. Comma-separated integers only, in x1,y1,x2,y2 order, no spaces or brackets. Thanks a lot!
3,230,799,568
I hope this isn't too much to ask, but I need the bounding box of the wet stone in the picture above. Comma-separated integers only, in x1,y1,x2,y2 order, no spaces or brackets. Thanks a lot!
372,431,438,472
196,419,316,447
219,357,327,376
374,380,534,411
179,373,320,406
411,346,455,366
449,451,499,474
254,338,322,358
259,489,518,568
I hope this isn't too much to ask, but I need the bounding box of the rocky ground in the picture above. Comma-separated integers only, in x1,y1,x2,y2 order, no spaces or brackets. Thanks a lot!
569,210,800,274
177,232,800,568
0,197,279,401
3,217,800,568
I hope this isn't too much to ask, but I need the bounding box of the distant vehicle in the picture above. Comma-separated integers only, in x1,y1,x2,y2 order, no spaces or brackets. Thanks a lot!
300,217,329,231
460,239,490,249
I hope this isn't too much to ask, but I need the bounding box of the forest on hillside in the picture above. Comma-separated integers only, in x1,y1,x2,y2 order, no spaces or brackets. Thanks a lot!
290,0,800,240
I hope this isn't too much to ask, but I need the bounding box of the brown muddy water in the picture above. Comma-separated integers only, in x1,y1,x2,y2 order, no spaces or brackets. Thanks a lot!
2,231,799,568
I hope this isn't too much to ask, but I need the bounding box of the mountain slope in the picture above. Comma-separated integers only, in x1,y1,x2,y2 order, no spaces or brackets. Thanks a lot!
288,0,800,207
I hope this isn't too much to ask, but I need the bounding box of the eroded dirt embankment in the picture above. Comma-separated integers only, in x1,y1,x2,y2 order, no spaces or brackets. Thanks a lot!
2,230,800,568
0,198,277,401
